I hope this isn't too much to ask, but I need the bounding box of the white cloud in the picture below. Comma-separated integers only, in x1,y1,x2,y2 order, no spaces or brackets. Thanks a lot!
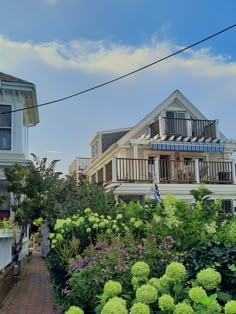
47,150,63,154
0,34,235,82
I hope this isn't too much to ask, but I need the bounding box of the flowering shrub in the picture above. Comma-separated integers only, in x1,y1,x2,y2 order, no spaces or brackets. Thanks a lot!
158,294,175,311
174,302,194,314
0,217,18,229
101,297,128,314
99,261,235,313
103,280,122,298
136,284,158,304
65,306,84,314
66,239,133,312
196,268,221,290
130,302,150,314
225,300,236,314
148,277,161,291
165,262,186,282
188,287,207,304
131,261,150,279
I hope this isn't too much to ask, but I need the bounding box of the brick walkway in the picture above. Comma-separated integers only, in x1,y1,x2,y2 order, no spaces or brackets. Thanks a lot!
0,252,57,314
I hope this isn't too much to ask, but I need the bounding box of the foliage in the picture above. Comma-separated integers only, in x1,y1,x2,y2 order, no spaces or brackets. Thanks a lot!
0,217,17,229
47,186,236,312
65,238,134,312
185,242,236,298
56,178,115,218
98,261,235,314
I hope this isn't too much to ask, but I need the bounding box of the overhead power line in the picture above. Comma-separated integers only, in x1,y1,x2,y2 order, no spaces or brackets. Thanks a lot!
2,23,236,115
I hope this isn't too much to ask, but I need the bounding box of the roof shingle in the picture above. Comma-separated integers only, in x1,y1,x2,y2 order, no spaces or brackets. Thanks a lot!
0,72,33,84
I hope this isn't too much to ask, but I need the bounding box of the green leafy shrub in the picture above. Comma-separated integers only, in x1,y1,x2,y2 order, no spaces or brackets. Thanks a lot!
186,242,236,297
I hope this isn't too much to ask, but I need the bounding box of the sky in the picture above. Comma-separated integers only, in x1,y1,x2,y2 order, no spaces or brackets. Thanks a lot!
0,0,236,173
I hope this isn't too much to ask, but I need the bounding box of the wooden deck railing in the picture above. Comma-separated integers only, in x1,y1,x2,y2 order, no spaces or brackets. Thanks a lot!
116,158,155,182
91,158,236,185
163,117,217,138
159,160,196,183
113,158,235,184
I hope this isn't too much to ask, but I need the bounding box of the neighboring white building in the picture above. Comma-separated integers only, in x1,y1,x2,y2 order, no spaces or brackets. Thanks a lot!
69,157,91,180
0,72,39,217
84,90,236,212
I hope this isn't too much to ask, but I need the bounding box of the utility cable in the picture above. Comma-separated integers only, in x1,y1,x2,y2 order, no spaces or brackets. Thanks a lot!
1,23,236,115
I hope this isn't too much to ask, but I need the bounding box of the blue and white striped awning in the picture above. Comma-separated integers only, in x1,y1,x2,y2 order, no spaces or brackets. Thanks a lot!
150,142,224,152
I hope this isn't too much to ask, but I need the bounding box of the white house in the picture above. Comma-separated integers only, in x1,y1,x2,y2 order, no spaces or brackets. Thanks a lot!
0,72,39,217
84,90,236,212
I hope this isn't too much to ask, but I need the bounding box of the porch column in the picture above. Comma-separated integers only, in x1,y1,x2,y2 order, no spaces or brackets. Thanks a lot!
159,116,164,136
133,144,139,158
95,171,98,184
112,156,117,182
103,165,106,185
154,156,160,183
232,160,236,184
194,159,200,184
187,120,192,136
215,119,220,139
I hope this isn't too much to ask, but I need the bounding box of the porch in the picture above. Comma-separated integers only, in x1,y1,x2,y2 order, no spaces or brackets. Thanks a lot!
90,157,236,185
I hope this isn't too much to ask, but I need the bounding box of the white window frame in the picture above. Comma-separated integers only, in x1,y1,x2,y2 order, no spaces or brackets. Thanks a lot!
0,104,12,151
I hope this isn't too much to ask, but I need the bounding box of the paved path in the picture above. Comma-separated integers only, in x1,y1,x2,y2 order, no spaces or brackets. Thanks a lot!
1,252,56,314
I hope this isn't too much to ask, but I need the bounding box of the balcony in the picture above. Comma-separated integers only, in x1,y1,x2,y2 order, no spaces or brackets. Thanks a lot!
151,118,217,138
91,157,236,185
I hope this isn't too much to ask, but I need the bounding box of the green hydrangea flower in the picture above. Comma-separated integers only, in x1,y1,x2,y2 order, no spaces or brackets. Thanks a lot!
131,262,150,279
188,286,207,304
165,262,186,282
136,284,158,304
101,297,128,314
86,227,91,233
130,303,150,314
174,302,194,314
84,208,91,214
159,275,172,293
196,268,221,290
103,280,122,297
108,297,126,307
148,278,161,291
116,214,122,220
225,300,236,314
56,233,63,240
65,306,84,314
158,294,175,311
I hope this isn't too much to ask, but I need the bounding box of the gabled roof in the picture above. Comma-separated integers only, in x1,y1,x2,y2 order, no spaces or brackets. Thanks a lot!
118,90,219,146
0,72,33,85
0,72,39,126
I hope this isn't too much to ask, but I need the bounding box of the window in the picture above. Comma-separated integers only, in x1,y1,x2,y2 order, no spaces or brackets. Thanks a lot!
0,105,11,150
166,111,187,136
91,137,100,160
0,180,10,217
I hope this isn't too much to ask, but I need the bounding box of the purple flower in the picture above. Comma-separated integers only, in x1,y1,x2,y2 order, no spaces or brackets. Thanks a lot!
95,242,103,249
77,260,84,268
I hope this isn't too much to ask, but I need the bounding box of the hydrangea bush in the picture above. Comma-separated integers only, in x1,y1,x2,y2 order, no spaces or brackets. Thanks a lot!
98,261,235,313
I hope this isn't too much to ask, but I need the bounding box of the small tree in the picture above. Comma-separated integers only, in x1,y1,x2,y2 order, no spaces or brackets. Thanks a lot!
4,154,62,261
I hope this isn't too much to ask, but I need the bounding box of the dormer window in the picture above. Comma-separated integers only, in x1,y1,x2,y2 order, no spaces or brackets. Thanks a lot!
166,111,186,119
0,105,11,150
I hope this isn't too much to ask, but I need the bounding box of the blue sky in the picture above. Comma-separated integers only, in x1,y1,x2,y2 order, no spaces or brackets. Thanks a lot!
1,0,236,173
